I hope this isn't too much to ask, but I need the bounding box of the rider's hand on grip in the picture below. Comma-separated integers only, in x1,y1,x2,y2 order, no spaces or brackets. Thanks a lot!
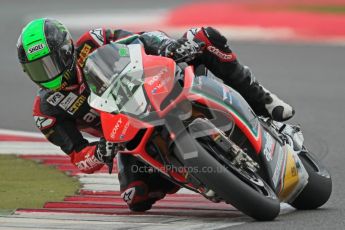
160,38,205,63
95,137,118,174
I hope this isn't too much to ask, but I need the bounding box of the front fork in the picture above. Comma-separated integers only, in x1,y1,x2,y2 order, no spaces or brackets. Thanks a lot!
187,118,262,201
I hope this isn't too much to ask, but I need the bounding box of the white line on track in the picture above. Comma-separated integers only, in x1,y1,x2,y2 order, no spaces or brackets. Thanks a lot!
0,141,64,155
0,128,297,229
78,172,195,194
0,128,64,154
0,128,96,155
0,213,245,230
0,128,45,138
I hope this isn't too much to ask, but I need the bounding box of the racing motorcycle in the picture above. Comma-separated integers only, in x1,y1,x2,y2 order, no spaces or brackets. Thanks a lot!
83,42,332,220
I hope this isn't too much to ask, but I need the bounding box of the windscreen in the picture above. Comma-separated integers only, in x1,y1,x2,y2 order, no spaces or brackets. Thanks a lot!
85,43,148,115
84,43,131,96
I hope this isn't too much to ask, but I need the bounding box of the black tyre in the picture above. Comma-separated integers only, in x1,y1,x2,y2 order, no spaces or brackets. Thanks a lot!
173,136,280,221
290,150,332,210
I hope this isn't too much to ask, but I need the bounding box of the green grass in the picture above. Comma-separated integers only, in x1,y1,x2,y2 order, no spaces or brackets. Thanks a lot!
0,155,79,213
290,5,345,14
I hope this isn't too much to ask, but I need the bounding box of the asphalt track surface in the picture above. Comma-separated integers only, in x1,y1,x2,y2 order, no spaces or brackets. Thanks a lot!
1,0,345,229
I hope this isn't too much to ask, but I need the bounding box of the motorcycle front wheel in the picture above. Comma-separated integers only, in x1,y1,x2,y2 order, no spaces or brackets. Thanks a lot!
173,134,280,221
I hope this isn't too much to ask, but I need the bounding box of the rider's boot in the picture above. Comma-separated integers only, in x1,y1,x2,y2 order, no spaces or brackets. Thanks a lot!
118,154,180,212
233,65,295,121
184,26,294,121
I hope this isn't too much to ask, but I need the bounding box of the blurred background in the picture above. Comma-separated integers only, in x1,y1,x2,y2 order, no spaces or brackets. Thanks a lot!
1,0,197,131
2,0,345,132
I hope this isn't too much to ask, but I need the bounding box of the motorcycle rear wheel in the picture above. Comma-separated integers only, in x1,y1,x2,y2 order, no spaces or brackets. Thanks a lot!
290,150,332,210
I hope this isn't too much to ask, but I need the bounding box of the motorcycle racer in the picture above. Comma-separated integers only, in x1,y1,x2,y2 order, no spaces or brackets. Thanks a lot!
16,18,294,211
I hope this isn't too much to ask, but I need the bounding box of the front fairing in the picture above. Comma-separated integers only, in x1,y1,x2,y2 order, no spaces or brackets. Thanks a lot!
191,76,259,130
84,43,179,142
190,75,262,153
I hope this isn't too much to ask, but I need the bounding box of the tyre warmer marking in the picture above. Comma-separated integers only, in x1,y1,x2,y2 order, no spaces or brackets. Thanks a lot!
190,89,262,153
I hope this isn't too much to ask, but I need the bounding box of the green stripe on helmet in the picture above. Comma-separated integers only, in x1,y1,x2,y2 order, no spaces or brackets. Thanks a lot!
21,18,51,61
40,75,63,90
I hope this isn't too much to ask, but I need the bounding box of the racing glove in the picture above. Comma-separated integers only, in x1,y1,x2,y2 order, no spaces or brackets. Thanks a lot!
159,38,205,63
70,137,118,174
95,137,118,174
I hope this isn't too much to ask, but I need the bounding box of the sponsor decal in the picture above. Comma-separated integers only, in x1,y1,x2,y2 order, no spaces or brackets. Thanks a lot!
28,43,45,54
121,187,135,204
272,145,285,187
147,75,159,86
155,76,170,91
47,92,65,106
263,133,275,162
89,28,104,47
77,44,92,67
151,87,158,94
147,67,168,86
147,67,171,95
67,95,87,115
59,92,78,110
34,116,55,130
291,165,297,176
278,149,300,199
75,153,100,171
83,109,99,123
110,117,123,139
207,46,234,61
63,69,72,81
119,121,130,139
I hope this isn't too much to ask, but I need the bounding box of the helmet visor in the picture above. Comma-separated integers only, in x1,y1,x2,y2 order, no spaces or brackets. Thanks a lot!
21,41,73,84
